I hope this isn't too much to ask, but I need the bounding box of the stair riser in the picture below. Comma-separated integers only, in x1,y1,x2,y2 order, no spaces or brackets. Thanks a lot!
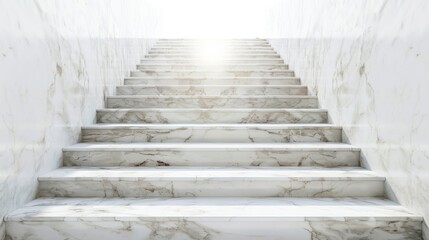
96,110,327,124
152,47,274,51
149,50,277,54
154,43,271,47
63,149,359,167
141,59,284,64
5,220,421,240
38,179,382,198
106,97,318,109
116,86,307,95
124,78,300,86
81,128,341,143
136,65,289,70
130,71,295,77
146,54,280,59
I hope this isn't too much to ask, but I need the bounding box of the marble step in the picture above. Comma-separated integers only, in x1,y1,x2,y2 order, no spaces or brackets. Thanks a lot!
106,95,318,109
150,47,275,53
154,42,271,46
149,50,277,54
158,39,268,42
116,85,307,95
131,70,294,78
5,197,422,240
140,58,284,64
63,142,359,167
37,167,383,198
145,54,281,59
124,77,300,85
136,64,288,70
96,108,328,124
81,124,341,143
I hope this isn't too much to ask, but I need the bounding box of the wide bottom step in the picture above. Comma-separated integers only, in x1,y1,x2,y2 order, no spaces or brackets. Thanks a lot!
5,197,422,240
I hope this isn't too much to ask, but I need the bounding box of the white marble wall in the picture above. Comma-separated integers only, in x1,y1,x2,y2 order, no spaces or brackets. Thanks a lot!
0,1,157,239
267,0,429,237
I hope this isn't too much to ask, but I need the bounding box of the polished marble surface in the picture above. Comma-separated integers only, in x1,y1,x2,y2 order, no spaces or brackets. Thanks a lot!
5,197,422,240
267,0,429,233
0,1,157,238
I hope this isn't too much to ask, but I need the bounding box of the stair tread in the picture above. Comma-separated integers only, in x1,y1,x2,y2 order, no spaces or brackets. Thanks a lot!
97,108,327,112
39,167,382,181
82,123,340,129
63,142,359,151
6,197,420,222
108,95,317,99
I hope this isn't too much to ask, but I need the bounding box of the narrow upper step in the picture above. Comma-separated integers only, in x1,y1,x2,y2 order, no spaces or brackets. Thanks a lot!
81,124,342,143
96,108,327,124
106,95,318,109
37,167,384,198
145,54,281,59
130,70,295,78
116,85,307,96
136,64,288,70
124,77,301,86
140,59,284,64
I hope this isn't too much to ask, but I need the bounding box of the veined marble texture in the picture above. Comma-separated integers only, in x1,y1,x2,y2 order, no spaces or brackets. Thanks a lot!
267,0,429,234
96,108,328,124
145,54,281,59
0,0,157,238
123,77,301,85
136,64,288,71
63,142,360,167
107,95,318,108
5,197,422,240
80,124,341,143
116,85,306,95
130,70,294,77
140,59,284,64
37,167,384,198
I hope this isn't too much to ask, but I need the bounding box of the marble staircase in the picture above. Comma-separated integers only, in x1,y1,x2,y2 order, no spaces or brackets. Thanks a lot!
5,39,422,239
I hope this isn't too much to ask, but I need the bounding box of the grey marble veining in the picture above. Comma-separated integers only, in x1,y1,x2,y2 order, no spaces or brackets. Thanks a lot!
140,59,284,64
37,167,384,198
146,54,281,59
124,77,301,85
96,108,328,124
5,198,422,240
63,142,360,167
81,124,341,143
107,95,318,108
136,64,288,71
116,85,306,95
130,70,294,77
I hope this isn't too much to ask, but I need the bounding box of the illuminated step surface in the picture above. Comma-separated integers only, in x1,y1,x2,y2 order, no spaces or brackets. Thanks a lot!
7,198,421,240
5,39,422,239
37,167,384,198
62,142,360,167
106,95,318,108
116,85,306,95
80,124,342,143
96,108,327,124
124,77,301,85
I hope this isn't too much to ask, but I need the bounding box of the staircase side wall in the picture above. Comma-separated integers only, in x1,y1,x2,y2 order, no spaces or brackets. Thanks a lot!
0,1,158,239
268,0,429,234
